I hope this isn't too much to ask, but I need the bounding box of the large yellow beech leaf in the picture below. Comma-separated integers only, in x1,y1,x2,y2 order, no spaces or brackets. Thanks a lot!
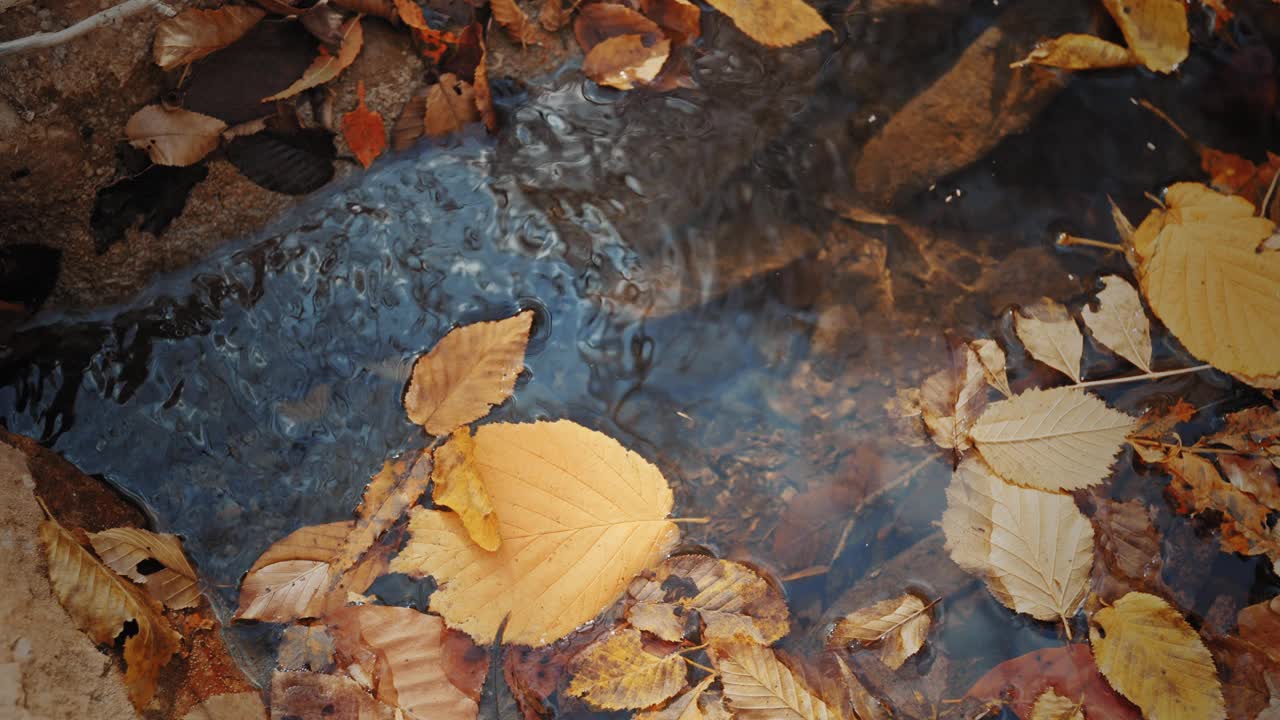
701,0,830,48
970,386,1134,492
709,639,839,720
90,527,201,609
1131,183,1280,386
432,428,500,551
1090,592,1225,720
390,420,679,646
567,626,688,710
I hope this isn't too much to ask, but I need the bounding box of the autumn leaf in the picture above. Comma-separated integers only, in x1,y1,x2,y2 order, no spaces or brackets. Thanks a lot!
702,0,830,48
1089,592,1225,720
1100,0,1188,73
329,455,431,584
1219,454,1280,511
1088,497,1165,598
1162,452,1280,563
392,91,428,151
425,73,480,136
540,0,570,31
1131,183,1280,386
919,337,988,454
277,624,336,672
1012,33,1135,70
1239,597,1280,664
491,0,545,45
432,427,500,551
1029,688,1084,720
264,17,364,102
584,35,672,90
404,311,533,434
965,644,1142,720
89,527,201,609
636,675,718,720
1204,405,1280,461
40,516,181,710
271,670,398,719
1082,275,1152,372
152,6,265,70
390,420,680,646
709,639,839,720
393,0,429,29
341,81,386,170
1015,297,1084,383
566,626,688,709
474,33,497,132
970,338,1012,397
827,593,933,670
626,554,789,645
640,0,701,45
180,691,269,720
126,105,226,166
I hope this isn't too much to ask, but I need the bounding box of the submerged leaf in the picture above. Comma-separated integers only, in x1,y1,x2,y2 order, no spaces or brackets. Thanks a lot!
341,81,386,169
1162,453,1280,562
827,593,933,670
575,2,662,49
264,17,364,101
1082,275,1152,372
709,639,839,720
1099,0,1188,73
970,338,1012,397
919,337,988,453
1029,688,1084,720
626,554,789,644
126,105,226,166
1015,297,1084,383
153,6,266,70
432,428,500,551
702,0,830,48
89,527,201,609
567,627,688,710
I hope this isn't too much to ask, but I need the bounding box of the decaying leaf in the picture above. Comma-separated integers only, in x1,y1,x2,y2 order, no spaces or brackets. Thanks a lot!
965,644,1142,720
392,91,428,151
341,81,386,170
539,0,570,31
942,458,1093,628
636,674,718,720
1205,406,1280,462
89,527,201,609
271,669,397,719
1082,275,1152,372
1088,497,1164,598
1239,597,1280,665
1131,183,1280,387
709,639,839,720
40,517,181,710
391,420,680,646
566,627,688,710
970,338,1012,397
641,0,701,45
432,427,500,551
1162,453,1280,563
1012,33,1135,70
626,554,789,644
970,386,1134,492
583,34,672,90
1015,297,1083,383
575,2,662,48
126,105,226,166
180,691,269,720
264,17,364,101
330,455,431,587
827,593,933,670
474,33,497,132
278,624,337,672
1090,592,1225,720
424,73,480,137
404,311,533,434
153,6,266,70
491,0,544,45
1219,454,1280,511
1029,688,1084,720
1099,0,1188,73
701,0,830,48
919,337,988,454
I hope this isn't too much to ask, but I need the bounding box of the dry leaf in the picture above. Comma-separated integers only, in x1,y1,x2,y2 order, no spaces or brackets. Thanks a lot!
330,454,431,584
491,0,544,44
965,644,1142,720
404,311,532,434
392,91,428,151
942,458,1093,628
1239,597,1280,665
919,337,988,453
1131,183,1280,386
1090,591,1226,720
326,605,480,719
278,624,337,672
1082,275,1152,372
1099,0,1188,73
394,0,429,29
1219,455,1280,511
970,338,1012,397
566,627,688,710
702,0,830,48
271,669,397,719
390,420,679,646
181,691,269,720
425,73,480,137
636,675,717,720
539,0,570,31
89,527,201,609
970,386,1134,492
827,593,933,670
432,427,500,551
264,17,364,101
626,554,789,644
640,0,701,45
1029,688,1084,720
342,81,386,170
153,6,266,70
125,105,226,166
1015,297,1084,383
709,639,839,720
474,33,497,132
1205,406,1280,462
1012,33,1135,70
583,35,671,90
40,517,181,710
1162,453,1280,563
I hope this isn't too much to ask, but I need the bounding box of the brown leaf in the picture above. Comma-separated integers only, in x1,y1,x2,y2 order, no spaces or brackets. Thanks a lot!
1239,597,1280,665
1219,454,1280,511
1163,453,1280,563
1088,497,1164,600
89,527,202,609
432,427,501,551
331,0,398,21
635,675,718,720
969,338,1012,398
1011,33,1135,70
126,105,226,166
583,34,671,90
505,623,613,719
392,91,428,151
539,0,571,31
640,0,701,45
426,74,481,135
264,17,364,101
1099,0,1188,73
395,0,431,29
1029,688,1085,720
270,670,397,719
330,454,431,584
277,624,337,672
702,0,830,48
180,691,268,720
1211,635,1280,720
491,0,545,44
1015,297,1084,382
1205,406,1280,460
474,32,498,132
575,3,662,51
342,81,387,169
827,593,933,670
566,626,688,710
771,482,856,574
626,555,789,644
919,336,987,454
709,639,840,719
153,6,266,70
966,644,1142,719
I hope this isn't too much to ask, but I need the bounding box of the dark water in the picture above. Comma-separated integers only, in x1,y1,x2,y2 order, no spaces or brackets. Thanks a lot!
3,0,1280,703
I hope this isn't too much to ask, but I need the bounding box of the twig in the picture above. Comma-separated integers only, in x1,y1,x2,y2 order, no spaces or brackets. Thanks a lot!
1073,364,1213,389
1056,234,1125,252
0,0,175,58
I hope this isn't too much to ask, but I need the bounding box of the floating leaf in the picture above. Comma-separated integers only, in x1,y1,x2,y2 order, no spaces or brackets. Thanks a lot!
1015,297,1084,383
709,639,839,720
583,35,671,90
153,6,266,70
1099,0,1188,73
567,627,688,710
181,691,269,720
330,455,431,583
1131,183,1280,386
491,0,544,44
970,386,1134,492
404,311,533,435
89,527,201,609
1012,33,1134,70
827,593,933,670
126,105,226,166
626,555,789,644
425,73,480,137
1089,592,1225,720
636,675,718,720
919,337,988,453
264,17,364,101
1162,453,1280,563
341,81,386,170
391,420,679,646
432,428,500,551
970,338,1012,397
1029,688,1084,720
1082,275,1152,372
702,0,830,48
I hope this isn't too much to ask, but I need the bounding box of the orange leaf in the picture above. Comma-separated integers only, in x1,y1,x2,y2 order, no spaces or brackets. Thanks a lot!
417,25,457,64
341,81,387,169
474,32,497,132
491,0,544,45
394,0,429,29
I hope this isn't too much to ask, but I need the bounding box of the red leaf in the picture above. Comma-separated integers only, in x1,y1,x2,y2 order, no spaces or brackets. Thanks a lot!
341,81,387,169
965,644,1142,720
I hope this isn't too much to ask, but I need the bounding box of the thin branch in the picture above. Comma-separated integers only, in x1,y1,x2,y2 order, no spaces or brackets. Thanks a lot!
0,0,175,58
1073,364,1214,389
1056,234,1126,252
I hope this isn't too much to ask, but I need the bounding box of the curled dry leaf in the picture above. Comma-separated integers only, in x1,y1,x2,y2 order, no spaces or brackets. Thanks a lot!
827,593,933,670
626,554,789,644
641,0,701,45
126,105,226,166
1082,275,1152,372
264,17,364,102
491,0,544,45
180,691,269,720
390,420,680,646
970,386,1134,492
1089,592,1226,720
1015,297,1083,383
970,338,1012,398
919,337,988,454
566,626,688,710
709,639,840,720
1029,688,1084,720
584,35,672,90
341,81,387,170
702,0,830,48
425,73,479,137
1162,453,1280,564
1132,183,1280,387
636,674,718,720
575,3,662,50
1099,0,1188,73
153,6,266,70
404,311,533,435
89,527,201,609
432,427,500,551
1011,33,1134,70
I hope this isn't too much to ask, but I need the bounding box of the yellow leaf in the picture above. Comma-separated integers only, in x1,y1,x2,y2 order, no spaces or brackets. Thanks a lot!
390,420,679,645
919,338,988,453
970,338,1012,398
1011,33,1135,70
701,0,830,48
125,105,226,166
1090,592,1225,720
567,626,688,710
40,518,181,710
330,454,431,582
1029,688,1084,720
636,675,718,720
181,691,269,720
1099,0,1188,73
583,34,671,90
1082,275,1153,372
708,638,840,720
626,555,789,644
152,6,265,70
263,17,364,102
827,593,933,670
404,311,533,435
970,386,1134,492
942,459,1093,627
433,428,501,551
1015,298,1083,383
89,527,201,610
1131,183,1280,386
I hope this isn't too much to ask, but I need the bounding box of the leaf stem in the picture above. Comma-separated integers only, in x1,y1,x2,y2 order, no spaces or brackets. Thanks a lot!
671,517,711,524
1056,234,1125,252
680,656,717,674
1072,364,1213,389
